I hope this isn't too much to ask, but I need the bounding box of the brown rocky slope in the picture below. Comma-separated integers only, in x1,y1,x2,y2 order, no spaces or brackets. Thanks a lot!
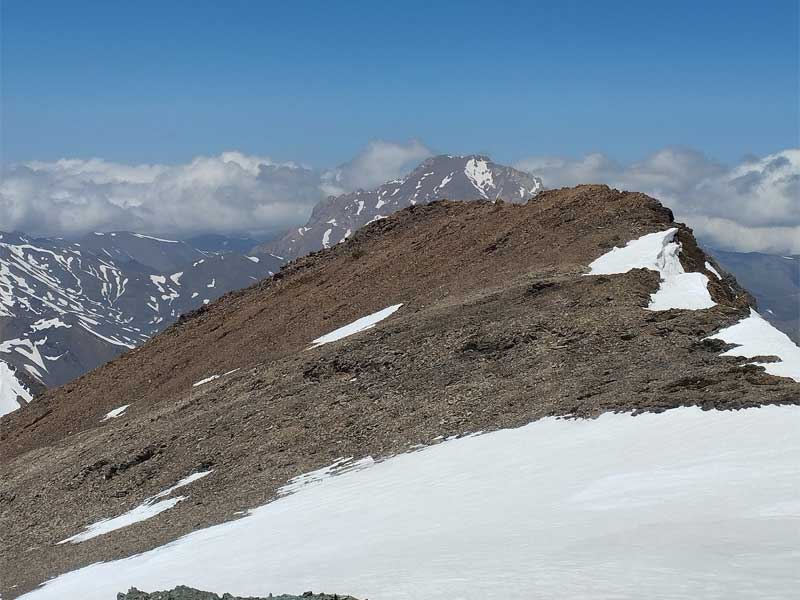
1,185,798,597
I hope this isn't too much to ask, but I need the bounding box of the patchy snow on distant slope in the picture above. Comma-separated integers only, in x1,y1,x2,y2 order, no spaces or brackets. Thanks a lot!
131,233,179,243
464,157,495,198
30,318,71,332
23,406,800,600
0,361,32,417
310,304,403,347
707,309,800,382
0,231,279,405
588,228,715,310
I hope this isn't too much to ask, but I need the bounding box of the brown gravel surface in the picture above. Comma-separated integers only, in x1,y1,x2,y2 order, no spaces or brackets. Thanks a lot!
1,185,798,598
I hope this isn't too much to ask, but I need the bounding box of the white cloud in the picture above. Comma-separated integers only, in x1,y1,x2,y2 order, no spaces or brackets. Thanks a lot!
0,141,432,240
515,148,800,254
2,141,795,254
320,139,432,196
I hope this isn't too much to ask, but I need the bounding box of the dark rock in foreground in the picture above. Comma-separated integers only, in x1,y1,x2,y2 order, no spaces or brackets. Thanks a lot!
118,586,358,600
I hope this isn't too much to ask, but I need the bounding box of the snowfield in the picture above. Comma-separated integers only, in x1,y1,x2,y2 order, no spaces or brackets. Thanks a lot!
21,405,800,600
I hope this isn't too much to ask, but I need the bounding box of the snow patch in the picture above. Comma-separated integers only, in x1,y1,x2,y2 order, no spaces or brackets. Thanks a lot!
0,361,32,417
310,304,403,348
192,369,239,388
705,261,722,280
30,318,71,332
131,233,179,244
101,404,130,421
706,309,800,382
464,158,495,198
193,375,219,387
438,172,454,190
588,229,715,311
57,471,212,544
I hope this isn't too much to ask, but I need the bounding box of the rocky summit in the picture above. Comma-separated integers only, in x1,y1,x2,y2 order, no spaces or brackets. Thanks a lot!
1,185,799,598
261,154,542,260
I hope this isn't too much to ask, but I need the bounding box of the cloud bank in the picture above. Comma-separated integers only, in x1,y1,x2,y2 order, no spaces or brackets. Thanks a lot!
0,141,432,240
2,141,796,254
515,148,800,254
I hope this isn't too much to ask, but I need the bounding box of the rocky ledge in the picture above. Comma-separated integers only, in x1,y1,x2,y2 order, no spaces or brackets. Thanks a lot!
118,587,358,600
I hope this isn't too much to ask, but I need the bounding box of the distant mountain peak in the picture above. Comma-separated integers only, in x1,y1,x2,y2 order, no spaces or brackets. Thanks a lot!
262,154,543,259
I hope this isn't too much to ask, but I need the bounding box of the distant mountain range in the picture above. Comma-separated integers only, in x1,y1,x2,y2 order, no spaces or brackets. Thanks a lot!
707,249,799,343
1,154,796,417
260,154,543,260
0,230,282,415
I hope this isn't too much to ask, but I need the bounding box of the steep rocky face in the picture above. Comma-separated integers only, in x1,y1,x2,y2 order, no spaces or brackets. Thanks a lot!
0,231,282,415
260,155,542,260
1,186,798,598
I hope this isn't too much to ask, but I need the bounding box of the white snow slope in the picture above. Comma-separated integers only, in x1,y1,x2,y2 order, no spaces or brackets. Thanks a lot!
21,405,800,600
588,228,716,310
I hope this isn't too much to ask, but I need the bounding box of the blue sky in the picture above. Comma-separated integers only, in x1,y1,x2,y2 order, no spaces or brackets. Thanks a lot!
2,0,797,167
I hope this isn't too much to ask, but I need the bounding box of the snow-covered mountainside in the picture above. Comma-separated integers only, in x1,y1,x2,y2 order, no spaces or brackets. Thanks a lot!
3,186,799,599
0,231,281,415
262,154,542,259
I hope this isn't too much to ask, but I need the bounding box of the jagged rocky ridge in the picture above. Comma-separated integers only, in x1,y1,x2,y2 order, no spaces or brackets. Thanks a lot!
118,587,356,600
0,231,282,416
1,186,799,598
261,154,543,260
